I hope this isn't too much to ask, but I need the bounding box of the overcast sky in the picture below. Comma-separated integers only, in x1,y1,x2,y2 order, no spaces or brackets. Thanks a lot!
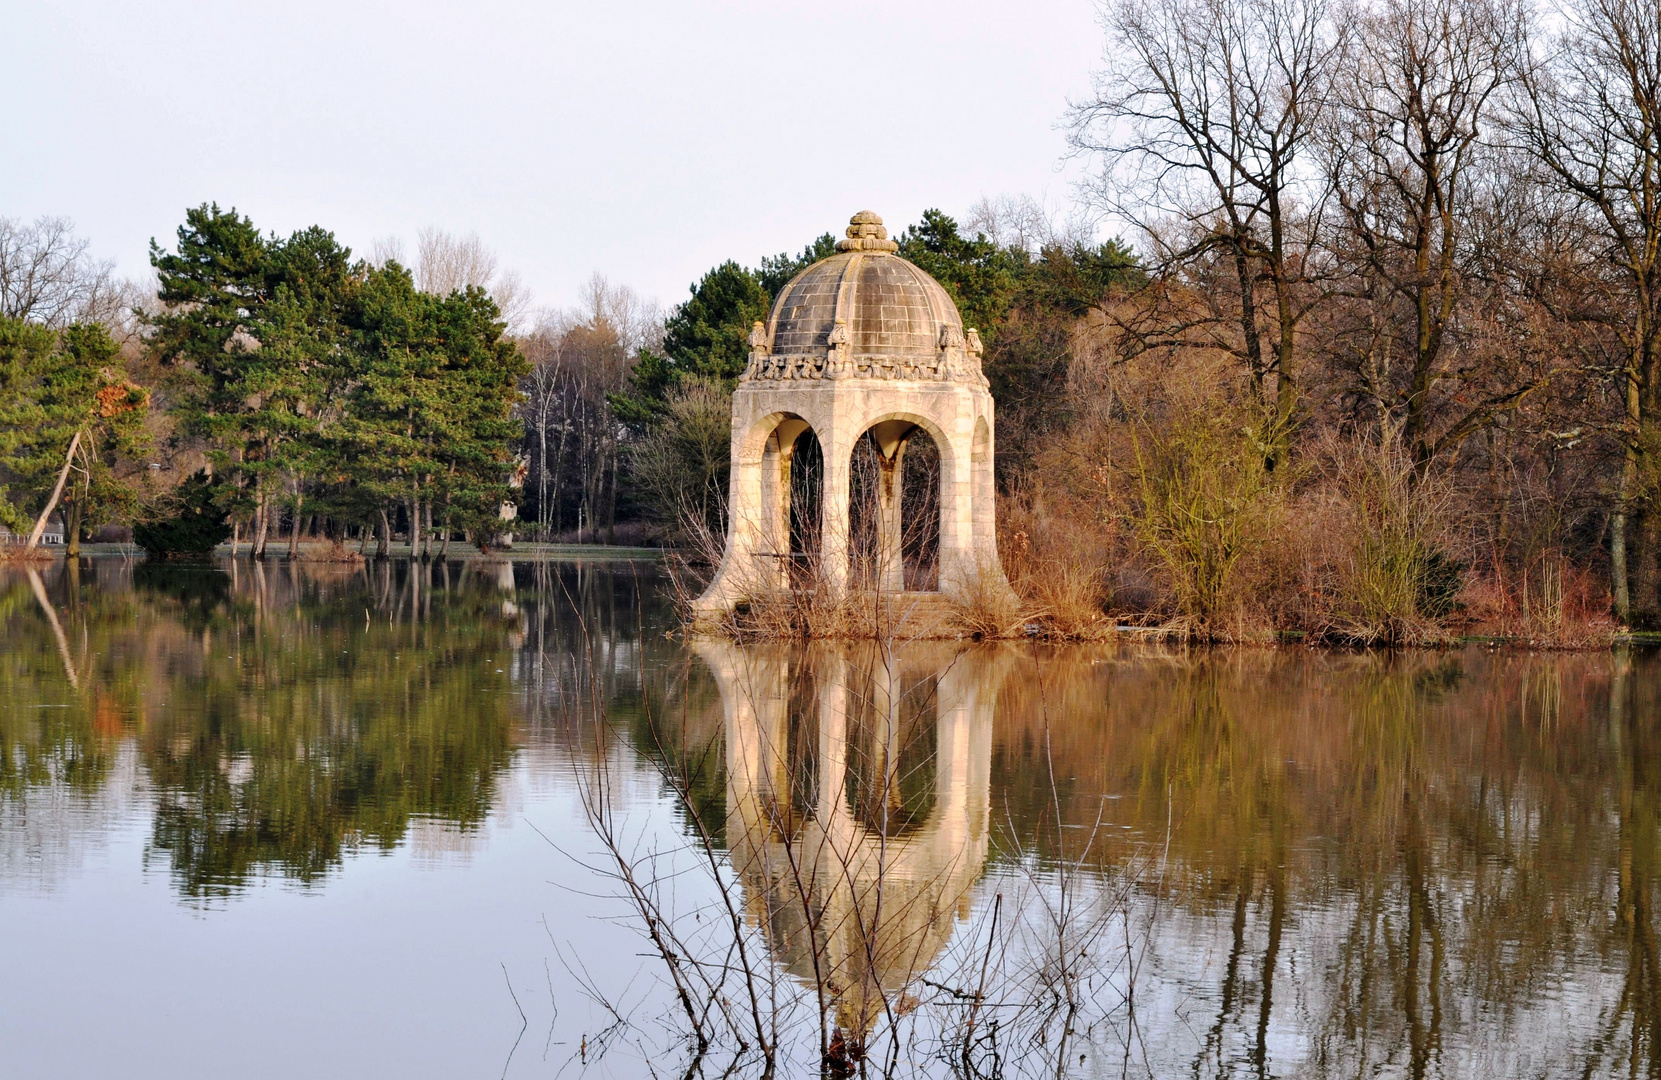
3,0,1106,314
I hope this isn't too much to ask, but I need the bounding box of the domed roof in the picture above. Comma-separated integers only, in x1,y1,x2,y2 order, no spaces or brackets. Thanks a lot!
765,211,964,360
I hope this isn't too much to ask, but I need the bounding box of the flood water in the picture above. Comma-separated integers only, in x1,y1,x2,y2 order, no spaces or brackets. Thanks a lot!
2,557,1658,1078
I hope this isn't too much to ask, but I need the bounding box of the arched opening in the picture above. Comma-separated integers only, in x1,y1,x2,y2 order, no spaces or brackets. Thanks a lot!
901,433,940,590
784,652,820,827
849,422,941,591
843,663,938,838
787,428,822,589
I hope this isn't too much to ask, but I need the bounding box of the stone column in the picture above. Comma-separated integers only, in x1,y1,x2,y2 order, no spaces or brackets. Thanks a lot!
875,440,908,593
820,437,851,595
816,648,849,829
936,422,974,597
760,431,790,592
971,414,997,574
695,413,782,617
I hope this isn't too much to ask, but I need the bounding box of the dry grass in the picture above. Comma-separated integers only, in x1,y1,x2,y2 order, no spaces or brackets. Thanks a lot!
0,544,57,564
948,556,1029,638
995,496,1116,637
293,540,366,564
1456,553,1617,646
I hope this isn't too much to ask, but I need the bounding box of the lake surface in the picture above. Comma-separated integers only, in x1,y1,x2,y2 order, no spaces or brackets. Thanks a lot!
2,557,1658,1078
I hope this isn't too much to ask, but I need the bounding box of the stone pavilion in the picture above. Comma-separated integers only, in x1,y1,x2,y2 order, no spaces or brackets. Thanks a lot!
694,211,1009,623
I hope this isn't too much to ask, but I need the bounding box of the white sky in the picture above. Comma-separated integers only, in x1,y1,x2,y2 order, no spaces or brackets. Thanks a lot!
2,0,1106,314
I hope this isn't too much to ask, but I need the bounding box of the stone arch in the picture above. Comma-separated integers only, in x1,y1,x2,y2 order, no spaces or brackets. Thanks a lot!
847,409,960,468
738,409,817,464
713,410,830,597
848,420,942,592
836,410,960,594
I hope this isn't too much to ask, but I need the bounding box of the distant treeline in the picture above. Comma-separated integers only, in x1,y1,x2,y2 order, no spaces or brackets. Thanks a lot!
1,206,527,557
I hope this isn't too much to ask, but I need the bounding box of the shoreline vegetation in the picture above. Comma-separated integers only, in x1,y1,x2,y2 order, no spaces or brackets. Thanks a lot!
8,545,1642,650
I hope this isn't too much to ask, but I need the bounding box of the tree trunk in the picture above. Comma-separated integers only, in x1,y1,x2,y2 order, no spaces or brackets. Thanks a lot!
377,508,392,559
408,496,422,557
66,496,83,557
538,417,549,539
1631,500,1661,629
552,422,570,535
605,456,617,545
1232,249,1267,406
439,513,452,560
1613,511,1631,624
26,430,82,549
253,495,270,559
288,496,304,559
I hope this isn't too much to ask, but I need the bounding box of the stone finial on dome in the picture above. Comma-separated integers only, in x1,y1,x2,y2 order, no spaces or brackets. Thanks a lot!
835,210,900,253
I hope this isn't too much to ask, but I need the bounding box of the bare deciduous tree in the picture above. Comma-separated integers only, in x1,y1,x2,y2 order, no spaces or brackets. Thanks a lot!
518,274,661,540
0,216,124,330
366,227,534,332
1070,0,1342,432
1515,0,1661,624
1322,0,1529,466
964,194,1064,254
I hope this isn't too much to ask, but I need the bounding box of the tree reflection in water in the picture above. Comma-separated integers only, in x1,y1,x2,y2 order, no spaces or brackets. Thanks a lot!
0,557,656,899
596,643,1661,1078
4,561,1661,1077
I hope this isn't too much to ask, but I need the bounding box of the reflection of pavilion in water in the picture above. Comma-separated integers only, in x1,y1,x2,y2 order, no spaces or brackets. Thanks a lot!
695,641,1008,1033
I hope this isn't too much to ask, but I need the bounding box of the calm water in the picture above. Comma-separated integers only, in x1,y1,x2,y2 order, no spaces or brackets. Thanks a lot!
2,557,1658,1078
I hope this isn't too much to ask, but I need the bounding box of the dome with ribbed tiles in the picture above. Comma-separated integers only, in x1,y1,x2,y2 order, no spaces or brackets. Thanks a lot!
766,212,964,358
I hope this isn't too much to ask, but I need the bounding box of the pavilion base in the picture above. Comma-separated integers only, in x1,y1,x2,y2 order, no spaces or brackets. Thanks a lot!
690,586,1022,641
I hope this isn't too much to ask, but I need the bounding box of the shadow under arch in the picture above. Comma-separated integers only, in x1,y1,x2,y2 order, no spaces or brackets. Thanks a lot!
849,420,941,593
788,427,823,589
712,410,830,596
693,638,1013,1035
